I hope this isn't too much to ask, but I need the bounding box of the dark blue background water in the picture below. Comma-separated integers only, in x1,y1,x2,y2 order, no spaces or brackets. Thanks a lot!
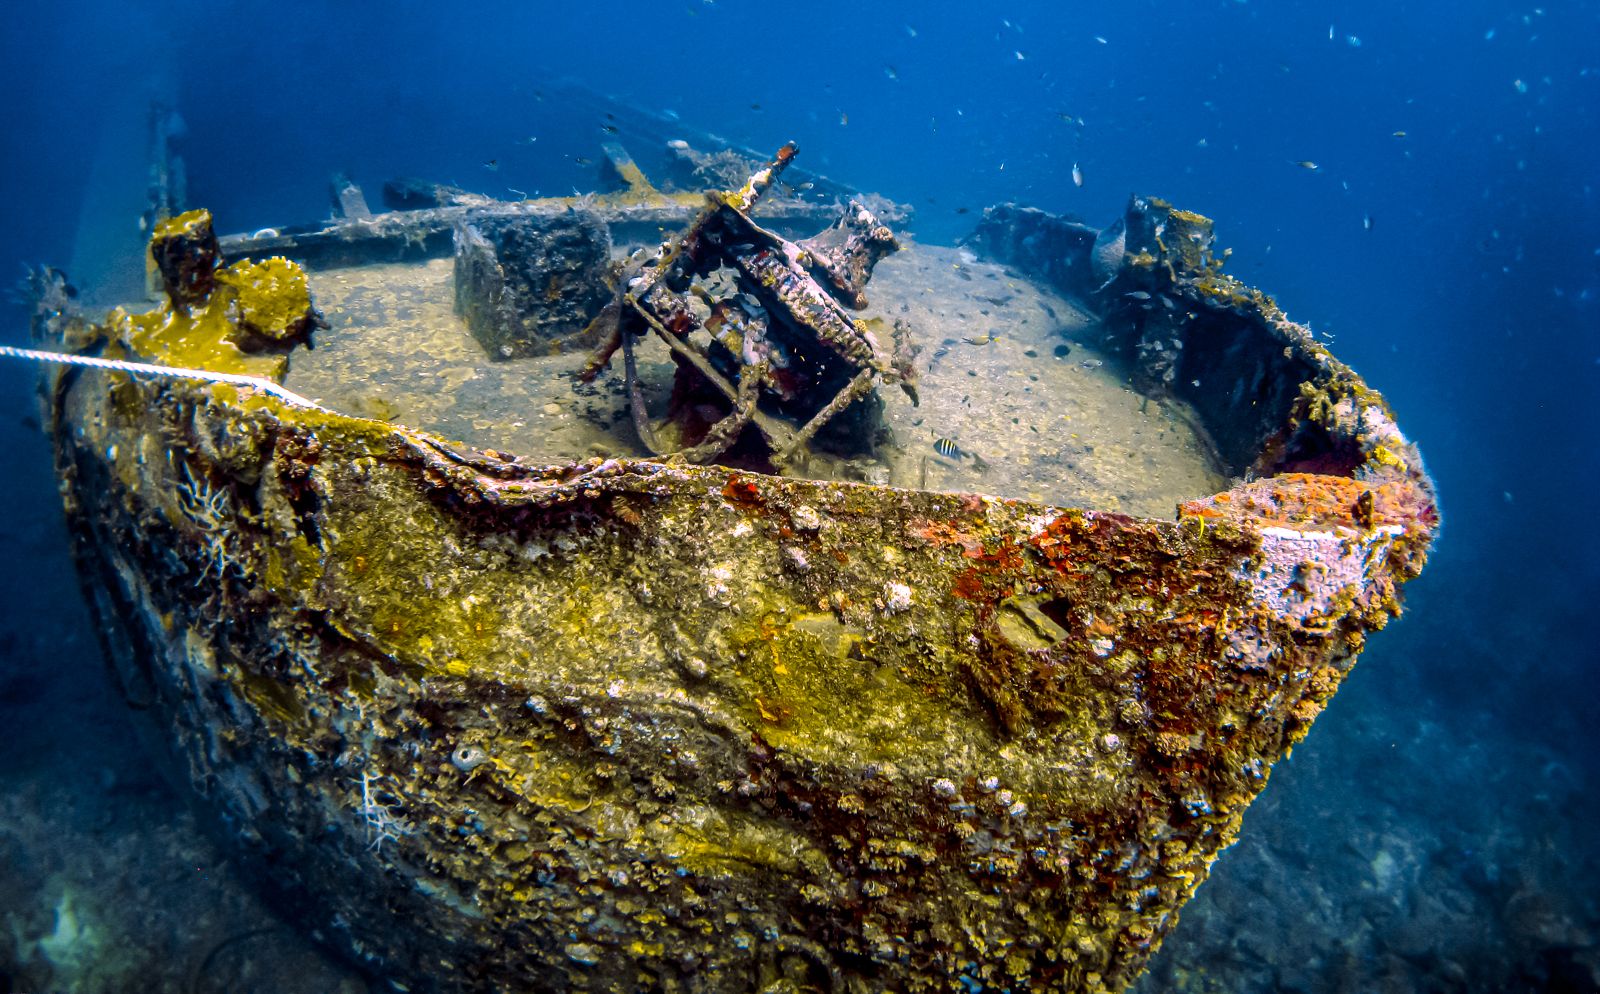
2,1,1596,990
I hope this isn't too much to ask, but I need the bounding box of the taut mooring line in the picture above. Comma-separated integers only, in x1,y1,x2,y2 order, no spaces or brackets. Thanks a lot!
0,344,330,411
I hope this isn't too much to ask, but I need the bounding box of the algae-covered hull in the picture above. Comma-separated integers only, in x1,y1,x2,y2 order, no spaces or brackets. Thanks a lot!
32,190,1436,992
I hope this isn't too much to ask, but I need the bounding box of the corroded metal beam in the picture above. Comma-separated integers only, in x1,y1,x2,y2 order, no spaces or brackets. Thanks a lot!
215,194,850,270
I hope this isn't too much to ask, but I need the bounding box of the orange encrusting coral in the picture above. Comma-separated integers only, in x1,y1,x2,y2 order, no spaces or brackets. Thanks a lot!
1180,473,1439,534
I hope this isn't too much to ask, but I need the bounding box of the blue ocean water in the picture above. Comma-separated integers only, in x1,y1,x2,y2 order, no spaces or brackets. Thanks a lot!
1,1,1595,990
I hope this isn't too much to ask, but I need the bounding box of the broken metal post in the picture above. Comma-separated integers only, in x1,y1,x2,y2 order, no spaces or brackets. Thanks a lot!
330,172,373,221
599,141,658,199
148,208,220,309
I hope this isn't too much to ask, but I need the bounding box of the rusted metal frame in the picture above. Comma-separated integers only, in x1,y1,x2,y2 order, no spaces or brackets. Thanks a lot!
631,301,781,449
728,247,884,372
579,195,728,382
625,298,798,461
578,144,804,384
771,366,880,465
710,200,890,374
699,208,894,461
652,141,795,285
590,144,867,464
674,362,764,464
620,324,667,457
575,294,627,382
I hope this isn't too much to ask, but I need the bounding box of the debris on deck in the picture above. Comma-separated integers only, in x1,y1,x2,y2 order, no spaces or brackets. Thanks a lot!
453,208,613,359
580,143,915,467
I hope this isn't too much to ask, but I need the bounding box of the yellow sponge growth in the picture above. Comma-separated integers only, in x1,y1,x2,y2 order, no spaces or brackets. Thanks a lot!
218,257,315,342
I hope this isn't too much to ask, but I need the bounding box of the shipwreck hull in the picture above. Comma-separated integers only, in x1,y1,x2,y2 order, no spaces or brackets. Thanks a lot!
35,192,1436,992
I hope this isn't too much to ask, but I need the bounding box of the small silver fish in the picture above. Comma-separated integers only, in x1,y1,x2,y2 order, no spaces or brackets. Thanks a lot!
1295,160,1319,171
1072,162,1084,187
483,159,499,171
933,438,963,459
1125,290,1152,300
1364,213,1374,231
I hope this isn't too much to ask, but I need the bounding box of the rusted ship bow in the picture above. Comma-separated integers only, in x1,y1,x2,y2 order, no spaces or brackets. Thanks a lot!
27,140,1436,993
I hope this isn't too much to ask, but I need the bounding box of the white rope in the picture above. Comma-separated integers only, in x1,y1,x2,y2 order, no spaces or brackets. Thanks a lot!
0,344,330,412
1,343,639,487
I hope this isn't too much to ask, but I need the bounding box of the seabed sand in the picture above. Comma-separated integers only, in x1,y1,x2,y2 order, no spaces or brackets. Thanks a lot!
286,242,1228,519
